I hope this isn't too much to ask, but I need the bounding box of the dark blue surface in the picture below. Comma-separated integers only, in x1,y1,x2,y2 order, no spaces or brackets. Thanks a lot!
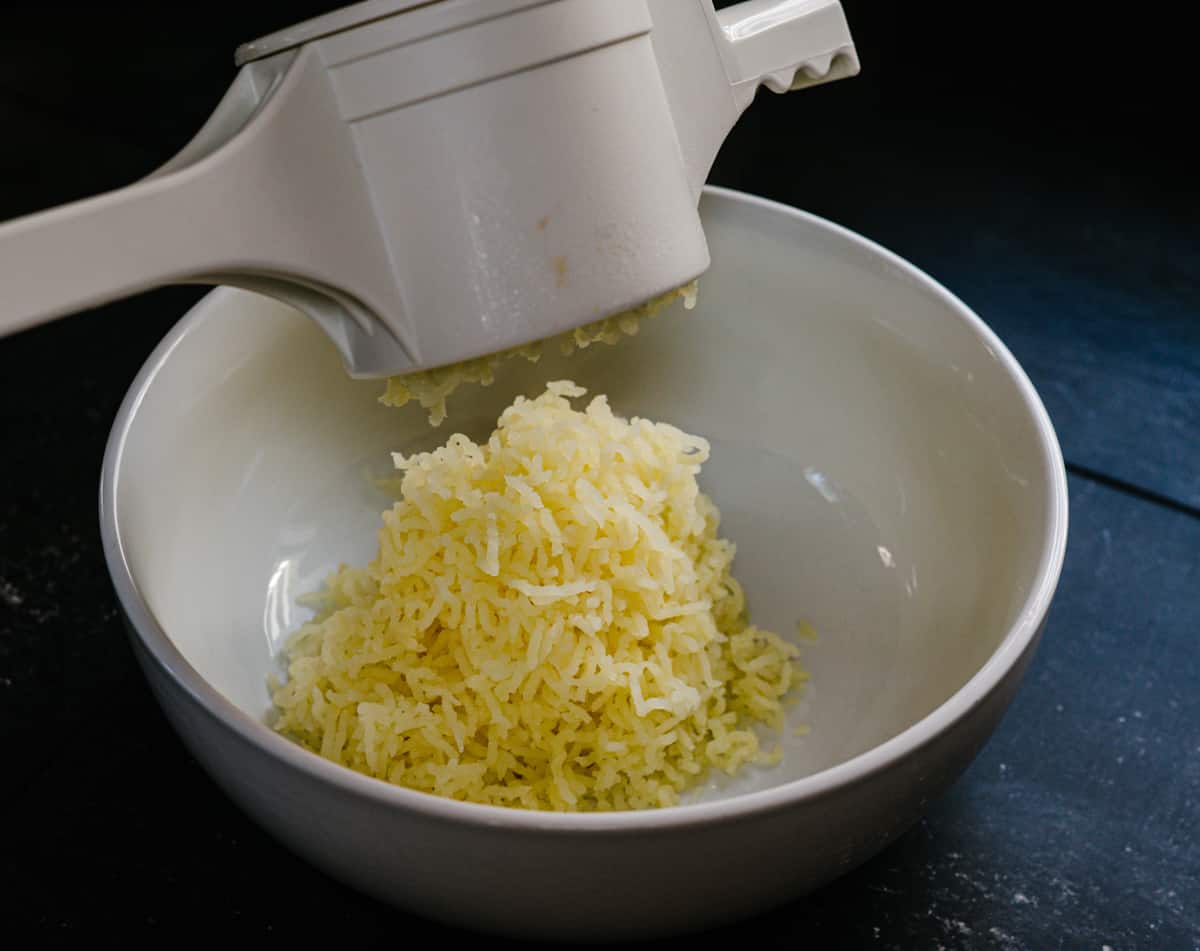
1,2,1197,945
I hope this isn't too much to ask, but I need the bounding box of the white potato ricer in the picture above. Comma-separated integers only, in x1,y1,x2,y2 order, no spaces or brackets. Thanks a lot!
0,0,857,377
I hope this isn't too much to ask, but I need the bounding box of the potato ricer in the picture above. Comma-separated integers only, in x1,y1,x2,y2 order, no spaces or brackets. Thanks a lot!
0,0,857,377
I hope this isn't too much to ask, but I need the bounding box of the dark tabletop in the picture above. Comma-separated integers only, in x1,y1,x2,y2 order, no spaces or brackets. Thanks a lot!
1,2,1196,946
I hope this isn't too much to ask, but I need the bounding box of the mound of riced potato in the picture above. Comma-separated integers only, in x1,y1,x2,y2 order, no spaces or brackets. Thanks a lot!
270,380,803,811
380,281,698,426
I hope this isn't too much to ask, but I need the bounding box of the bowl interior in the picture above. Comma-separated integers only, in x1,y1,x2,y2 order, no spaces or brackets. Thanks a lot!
111,191,1056,804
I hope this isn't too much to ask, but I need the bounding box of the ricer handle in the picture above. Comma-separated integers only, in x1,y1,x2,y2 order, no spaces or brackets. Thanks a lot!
0,48,395,348
0,159,246,338
715,0,859,106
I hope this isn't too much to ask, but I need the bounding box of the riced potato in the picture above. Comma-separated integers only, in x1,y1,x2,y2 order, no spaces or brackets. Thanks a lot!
271,380,803,811
380,282,698,426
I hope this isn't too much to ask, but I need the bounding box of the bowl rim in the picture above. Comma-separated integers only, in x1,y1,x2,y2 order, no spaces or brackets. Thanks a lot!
100,185,1069,833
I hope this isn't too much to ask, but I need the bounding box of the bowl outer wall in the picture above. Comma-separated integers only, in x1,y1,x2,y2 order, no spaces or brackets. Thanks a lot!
123,608,1044,939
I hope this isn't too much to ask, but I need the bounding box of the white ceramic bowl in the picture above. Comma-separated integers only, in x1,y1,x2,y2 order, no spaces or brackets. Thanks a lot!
101,187,1068,940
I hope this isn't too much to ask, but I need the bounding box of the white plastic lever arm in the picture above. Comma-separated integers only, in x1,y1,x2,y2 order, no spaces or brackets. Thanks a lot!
0,158,232,338
716,0,859,107
0,47,406,373
646,0,858,198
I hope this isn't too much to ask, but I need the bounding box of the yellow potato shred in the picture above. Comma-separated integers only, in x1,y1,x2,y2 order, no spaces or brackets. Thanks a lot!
271,380,803,811
380,282,698,426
